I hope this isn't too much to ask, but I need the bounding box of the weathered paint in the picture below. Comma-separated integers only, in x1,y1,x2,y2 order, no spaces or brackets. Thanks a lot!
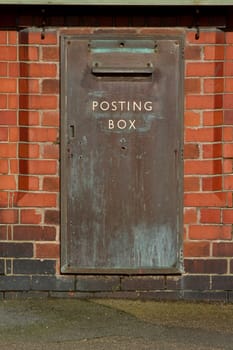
61,34,184,274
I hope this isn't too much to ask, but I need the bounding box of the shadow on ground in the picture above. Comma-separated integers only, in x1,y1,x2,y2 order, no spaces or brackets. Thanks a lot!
0,298,233,349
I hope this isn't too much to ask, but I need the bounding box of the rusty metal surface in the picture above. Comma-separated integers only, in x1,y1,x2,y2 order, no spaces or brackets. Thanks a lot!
61,34,184,274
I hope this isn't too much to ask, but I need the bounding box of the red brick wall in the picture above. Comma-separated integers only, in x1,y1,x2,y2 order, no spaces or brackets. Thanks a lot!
0,15,232,299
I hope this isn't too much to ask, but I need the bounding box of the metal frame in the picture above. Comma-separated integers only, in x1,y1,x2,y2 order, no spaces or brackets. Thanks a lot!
0,0,232,5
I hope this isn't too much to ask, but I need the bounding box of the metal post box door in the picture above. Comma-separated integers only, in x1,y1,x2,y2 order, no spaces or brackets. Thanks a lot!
61,34,184,274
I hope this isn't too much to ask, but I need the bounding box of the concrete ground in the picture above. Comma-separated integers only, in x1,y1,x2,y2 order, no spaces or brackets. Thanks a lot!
0,298,233,349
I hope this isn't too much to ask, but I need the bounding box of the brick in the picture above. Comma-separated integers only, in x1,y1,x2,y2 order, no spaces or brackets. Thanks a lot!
202,176,222,191
222,209,233,224
182,275,210,289
32,276,75,291
0,209,18,224
200,208,221,223
19,95,58,109
0,143,17,158
204,46,224,60
8,95,18,109
0,78,17,93
42,111,59,126
0,243,33,258
213,243,233,257
223,127,233,142
185,127,222,142
19,160,57,175
184,208,197,224
203,78,224,93
185,78,201,94
225,78,233,93
76,276,120,292
184,144,199,159
223,144,233,158
186,95,222,109
0,31,7,43
9,127,19,142
8,63,19,77
19,143,40,159
224,94,233,109
165,276,182,290
212,276,233,290
8,31,17,44
231,260,233,274
0,111,17,125
14,259,56,275
20,127,58,142
186,62,223,77
43,177,59,191
226,46,233,60
137,291,182,301
226,33,233,44
0,226,7,240
224,110,233,125
223,160,233,174
42,79,59,94
14,192,57,208
42,47,59,61
0,276,31,291
14,225,56,241
0,46,17,60
189,225,231,240
19,46,39,61
184,177,200,192
20,209,42,224
202,144,222,159
0,175,16,190
0,260,4,274
18,175,39,191
184,45,201,60
203,111,223,126
184,193,226,207
0,62,7,76
184,259,227,274
184,160,222,175
0,95,7,109
121,276,165,291
32,276,75,292
5,259,12,274
20,63,57,78
0,159,8,174
19,79,40,93
183,291,227,302
44,210,60,225
184,241,210,257
19,31,57,45
186,31,225,44
9,160,18,174
43,144,59,159
0,128,8,142
0,192,8,208
35,243,60,259
227,192,233,207
19,111,40,126
224,175,233,190
184,111,200,127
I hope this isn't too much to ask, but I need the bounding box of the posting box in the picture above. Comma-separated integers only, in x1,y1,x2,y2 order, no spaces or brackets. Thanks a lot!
61,33,184,274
